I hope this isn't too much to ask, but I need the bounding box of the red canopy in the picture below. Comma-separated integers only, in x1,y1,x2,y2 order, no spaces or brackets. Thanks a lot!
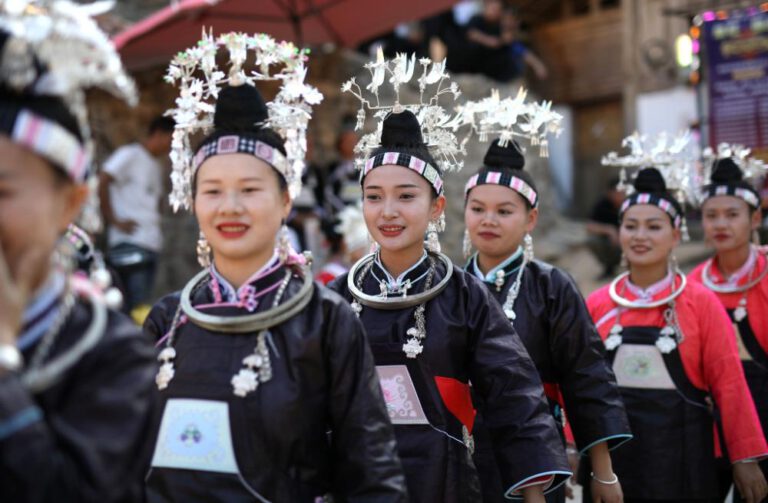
114,0,458,70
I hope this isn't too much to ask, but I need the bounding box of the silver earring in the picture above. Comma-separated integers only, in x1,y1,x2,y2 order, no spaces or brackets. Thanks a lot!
196,231,211,268
523,233,534,261
426,220,441,253
670,254,679,272
621,253,628,269
463,229,473,260
278,224,291,263
753,229,762,246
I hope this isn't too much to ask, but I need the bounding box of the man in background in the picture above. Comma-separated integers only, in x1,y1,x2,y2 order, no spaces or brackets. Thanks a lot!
99,116,174,316
586,177,625,280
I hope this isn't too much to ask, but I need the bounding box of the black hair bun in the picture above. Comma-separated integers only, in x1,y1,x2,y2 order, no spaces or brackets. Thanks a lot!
380,110,425,148
213,85,268,132
633,167,667,193
483,139,525,170
710,158,743,184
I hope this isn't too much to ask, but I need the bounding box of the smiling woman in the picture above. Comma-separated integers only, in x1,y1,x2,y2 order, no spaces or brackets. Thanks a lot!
586,162,768,502
329,107,571,502
143,32,406,502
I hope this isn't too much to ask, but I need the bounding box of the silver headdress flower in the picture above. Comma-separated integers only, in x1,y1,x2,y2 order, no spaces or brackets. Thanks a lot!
165,30,323,211
0,0,137,176
702,143,766,187
341,48,465,174
457,88,563,157
602,131,699,239
602,130,698,202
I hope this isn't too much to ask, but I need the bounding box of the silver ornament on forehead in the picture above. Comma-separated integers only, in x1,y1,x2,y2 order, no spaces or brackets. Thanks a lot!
165,30,324,212
341,48,465,175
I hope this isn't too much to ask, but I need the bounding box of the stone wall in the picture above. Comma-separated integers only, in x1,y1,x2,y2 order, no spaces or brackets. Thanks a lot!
89,49,579,299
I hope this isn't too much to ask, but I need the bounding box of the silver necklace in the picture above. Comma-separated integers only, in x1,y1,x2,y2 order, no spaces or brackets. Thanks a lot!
501,257,529,321
22,285,107,393
702,253,767,322
606,270,686,354
157,266,311,396
348,252,453,358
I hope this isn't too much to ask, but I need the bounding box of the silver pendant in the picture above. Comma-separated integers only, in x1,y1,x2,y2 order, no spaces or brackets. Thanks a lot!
156,347,176,390
462,425,475,454
734,306,747,322
605,334,623,351
504,308,516,320
655,334,677,354
494,270,505,292
402,337,424,359
231,368,259,397
351,301,362,317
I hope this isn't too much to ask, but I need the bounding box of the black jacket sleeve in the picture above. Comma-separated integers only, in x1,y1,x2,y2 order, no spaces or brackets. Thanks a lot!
320,288,408,502
0,307,156,503
546,267,631,452
463,273,571,495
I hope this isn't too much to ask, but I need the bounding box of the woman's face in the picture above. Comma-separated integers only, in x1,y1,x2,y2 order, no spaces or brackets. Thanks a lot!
620,204,680,268
194,154,290,270
701,196,760,254
362,165,444,256
465,184,536,261
0,136,87,290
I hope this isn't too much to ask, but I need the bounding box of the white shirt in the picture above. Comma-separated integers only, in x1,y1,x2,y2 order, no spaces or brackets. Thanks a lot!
103,143,163,252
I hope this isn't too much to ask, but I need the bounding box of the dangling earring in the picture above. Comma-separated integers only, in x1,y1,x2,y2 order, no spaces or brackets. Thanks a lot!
196,231,212,269
523,233,534,261
753,229,762,246
670,254,679,273
278,222,291,263
462,229,473,260
426,221,441,253
53,235,76,273
620,252,628,269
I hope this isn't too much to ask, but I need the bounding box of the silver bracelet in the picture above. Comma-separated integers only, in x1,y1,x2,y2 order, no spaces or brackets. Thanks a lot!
590,472,619,485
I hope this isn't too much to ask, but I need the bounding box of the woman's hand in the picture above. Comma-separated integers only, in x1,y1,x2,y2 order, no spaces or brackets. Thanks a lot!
590,477,623,503
733,462,768,503
521,484,546,503
589,442,623,503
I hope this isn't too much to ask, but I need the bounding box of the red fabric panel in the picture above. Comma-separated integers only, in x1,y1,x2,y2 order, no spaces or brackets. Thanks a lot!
434,376,476,433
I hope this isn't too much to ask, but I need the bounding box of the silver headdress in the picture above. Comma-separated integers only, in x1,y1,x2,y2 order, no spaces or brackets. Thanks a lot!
697,143,766,205
458,87,563,157
0,0,137,181
602,130,698,202
165,30,323,211
602,131,698,239
340,48,465,174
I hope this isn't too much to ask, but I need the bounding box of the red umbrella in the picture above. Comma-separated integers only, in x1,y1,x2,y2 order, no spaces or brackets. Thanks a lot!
114,0,458,70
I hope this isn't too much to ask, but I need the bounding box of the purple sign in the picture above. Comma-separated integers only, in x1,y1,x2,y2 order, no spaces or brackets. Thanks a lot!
703,11,768,150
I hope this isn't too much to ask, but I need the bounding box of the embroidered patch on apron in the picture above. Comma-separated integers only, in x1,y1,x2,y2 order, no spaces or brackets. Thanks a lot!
376,365,429,425
151,399,239,473
613,344,675,390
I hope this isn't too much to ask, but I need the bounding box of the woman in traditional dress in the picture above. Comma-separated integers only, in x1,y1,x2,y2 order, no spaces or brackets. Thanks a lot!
143,34,406,502
462,138,631,503
688,152,768,503
0,2,157,501
330,55,571,502
586,158,768,502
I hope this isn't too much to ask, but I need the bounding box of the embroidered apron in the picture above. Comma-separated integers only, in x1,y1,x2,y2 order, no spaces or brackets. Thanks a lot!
146,324,333,503
606,326,720,499
372,341,479,503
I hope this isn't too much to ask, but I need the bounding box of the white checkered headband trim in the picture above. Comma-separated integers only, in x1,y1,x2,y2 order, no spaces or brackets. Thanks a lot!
363,151,444,195
463,171,539,207
704,184,760,208
10,109,89,182
620,193,682,228
192,135,289,179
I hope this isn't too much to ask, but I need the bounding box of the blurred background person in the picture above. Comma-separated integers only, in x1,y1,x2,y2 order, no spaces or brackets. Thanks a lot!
316,204,370,285
99,115,174,316
586,177,625,280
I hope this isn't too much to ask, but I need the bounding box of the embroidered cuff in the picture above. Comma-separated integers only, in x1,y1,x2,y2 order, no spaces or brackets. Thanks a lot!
504,470,571,499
